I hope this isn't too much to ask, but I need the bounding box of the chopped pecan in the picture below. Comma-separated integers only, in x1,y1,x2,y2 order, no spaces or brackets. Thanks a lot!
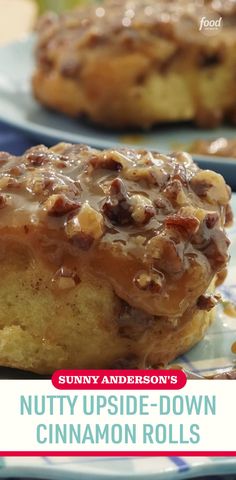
147,235,183,274
77,203,104,240
190,170,230,205
194,230,230,271
130,194,155,225
0,175,11,189
124,166,168,187
44,194,80,216
26,150,50,166
190,179,212,197
0,175,19,189
197,293,221,311
124,166,154,184
103,179,155,226
165,214,200,235
8,164,26,177
103,178,132,226
90,150,133,171
27,175,54,196
171,151,193,168
134,271,164,293
90,153,122,171
204,212,219,229
154,196,172,213
163,179,187,205
54,159,68,169
66,202,104,246
171,163,188,185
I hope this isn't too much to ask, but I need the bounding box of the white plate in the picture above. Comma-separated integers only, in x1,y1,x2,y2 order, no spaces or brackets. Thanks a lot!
0,37,236,189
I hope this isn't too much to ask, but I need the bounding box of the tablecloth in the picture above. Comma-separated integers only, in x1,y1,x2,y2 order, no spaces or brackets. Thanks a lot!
0,122,36,155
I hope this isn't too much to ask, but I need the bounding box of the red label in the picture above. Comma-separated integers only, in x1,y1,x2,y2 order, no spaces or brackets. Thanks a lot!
52,369,187,390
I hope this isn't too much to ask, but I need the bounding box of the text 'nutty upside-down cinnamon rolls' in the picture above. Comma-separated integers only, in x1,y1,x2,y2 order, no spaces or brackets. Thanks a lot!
32,0,236,128
0,144,232,373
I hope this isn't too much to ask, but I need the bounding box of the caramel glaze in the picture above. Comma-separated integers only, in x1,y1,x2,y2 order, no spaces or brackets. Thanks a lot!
0,144,232,318
189,137,236,158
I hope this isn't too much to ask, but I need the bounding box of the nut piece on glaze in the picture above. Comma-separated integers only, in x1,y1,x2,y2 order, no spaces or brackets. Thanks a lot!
66,202,104,243
43,194,80,216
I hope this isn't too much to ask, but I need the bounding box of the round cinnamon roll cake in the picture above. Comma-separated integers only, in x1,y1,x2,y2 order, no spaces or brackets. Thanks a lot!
32,0,236,128
0,144,232,373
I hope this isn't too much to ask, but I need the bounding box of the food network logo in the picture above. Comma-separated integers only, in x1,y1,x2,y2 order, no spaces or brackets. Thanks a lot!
199,16,223,33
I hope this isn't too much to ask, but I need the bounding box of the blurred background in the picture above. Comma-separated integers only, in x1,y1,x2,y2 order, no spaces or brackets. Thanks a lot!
0,0,89,45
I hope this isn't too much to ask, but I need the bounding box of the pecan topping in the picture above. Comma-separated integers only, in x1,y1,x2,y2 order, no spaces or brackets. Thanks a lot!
134,271,164,293
27,174,55,196
163,179,187,205
124,166,156,184
197,293,221,311
90,150,134,172
9,164,26,177
165,214,200,235
90,154,122,171
77,203,104,240
190,179,212,197
194,230,230,271
124,166,168,187
44,194,80,216
130,194,155,225
191,170,230,205
26,151,50,166
66,202,104,247
172,151,193,168
0,176,19,190
0,176,12,189
171,163,188,185
103,179,155,226
103,178,132,226
204,212,219,229
147,236,183,274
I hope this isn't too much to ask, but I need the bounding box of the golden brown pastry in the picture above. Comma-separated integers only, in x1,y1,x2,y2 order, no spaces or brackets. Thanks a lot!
32,0,236,129
0,144,232,374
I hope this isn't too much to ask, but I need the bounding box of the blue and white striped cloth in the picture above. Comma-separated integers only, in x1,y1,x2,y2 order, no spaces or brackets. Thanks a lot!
0,456,236,479
0,122,35,155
